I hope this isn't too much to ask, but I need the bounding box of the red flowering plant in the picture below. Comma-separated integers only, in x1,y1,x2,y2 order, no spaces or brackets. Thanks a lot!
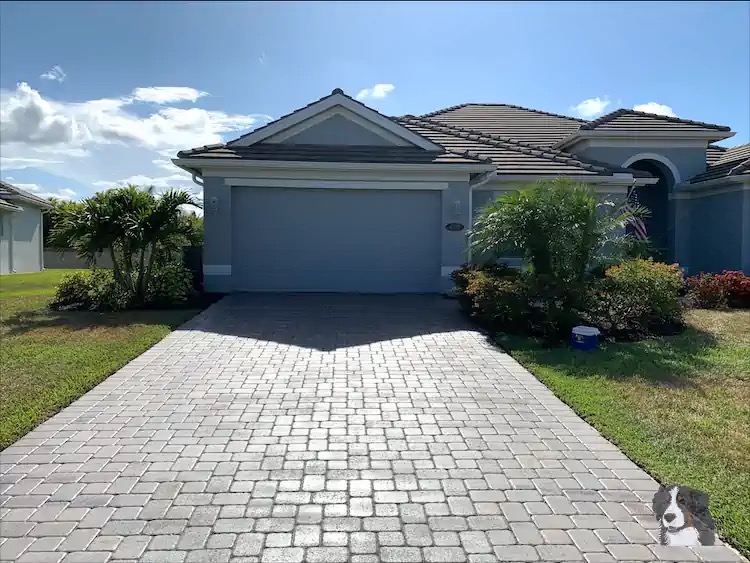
715,271,750,308
686,270,750,309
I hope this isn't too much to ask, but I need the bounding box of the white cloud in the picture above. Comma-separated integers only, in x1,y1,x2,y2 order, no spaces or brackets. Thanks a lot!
0,156,64,170
259,52,266,66
11,182,76,200
40,65,67,83
355,83,395,101
130,87,208,104
633,102,677,117
570,96,611,119
0,82,271,151
0,81,272,204
93,172,193,191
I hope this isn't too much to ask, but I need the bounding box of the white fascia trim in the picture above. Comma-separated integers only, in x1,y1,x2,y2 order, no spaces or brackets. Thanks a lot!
204,264,232,276
554,129,735,150
622,153,682,184
173,158,495,174
7,194,53,210
226,93,443,151
226,178,449,191
264,106,409,146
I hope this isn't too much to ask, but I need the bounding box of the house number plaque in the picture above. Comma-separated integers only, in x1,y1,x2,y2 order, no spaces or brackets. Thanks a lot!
445,222,465,232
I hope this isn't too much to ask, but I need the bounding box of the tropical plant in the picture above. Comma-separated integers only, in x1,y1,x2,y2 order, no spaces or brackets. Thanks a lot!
469,179,651,284
51,185,201,304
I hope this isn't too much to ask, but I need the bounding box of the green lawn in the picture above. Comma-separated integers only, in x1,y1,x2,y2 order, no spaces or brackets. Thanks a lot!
0,269,200,450
498,309,750,557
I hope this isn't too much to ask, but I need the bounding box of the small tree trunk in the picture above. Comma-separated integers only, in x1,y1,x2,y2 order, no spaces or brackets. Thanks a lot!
135,246,147,304
141,242,159,304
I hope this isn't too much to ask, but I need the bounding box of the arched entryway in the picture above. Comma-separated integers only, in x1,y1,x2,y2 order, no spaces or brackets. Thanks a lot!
622,155,678,263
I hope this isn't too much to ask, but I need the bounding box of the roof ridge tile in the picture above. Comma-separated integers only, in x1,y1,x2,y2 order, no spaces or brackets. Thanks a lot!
419,102,587,124
580,108,730,131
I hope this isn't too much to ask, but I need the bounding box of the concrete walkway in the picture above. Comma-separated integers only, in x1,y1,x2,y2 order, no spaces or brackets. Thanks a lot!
0,294,744,562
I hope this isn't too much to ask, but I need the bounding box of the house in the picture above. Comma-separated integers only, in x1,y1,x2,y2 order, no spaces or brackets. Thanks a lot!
173,88,749,294
0,180,53,275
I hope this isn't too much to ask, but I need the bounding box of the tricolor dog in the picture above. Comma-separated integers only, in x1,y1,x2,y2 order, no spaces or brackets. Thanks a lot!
652,484,715,546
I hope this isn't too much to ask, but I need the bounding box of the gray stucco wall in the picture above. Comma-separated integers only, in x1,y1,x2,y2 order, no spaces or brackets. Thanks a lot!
202,176,234,292
574,146,708,187
279,114,396,146
688,189,746,274
0,206,43,274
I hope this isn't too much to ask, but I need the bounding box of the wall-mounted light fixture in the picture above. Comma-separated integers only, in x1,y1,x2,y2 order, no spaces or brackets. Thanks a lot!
453,200,461,218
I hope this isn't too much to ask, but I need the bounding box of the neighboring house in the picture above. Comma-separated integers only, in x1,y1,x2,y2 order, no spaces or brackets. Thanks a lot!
173,88,749,294
0,180,53,275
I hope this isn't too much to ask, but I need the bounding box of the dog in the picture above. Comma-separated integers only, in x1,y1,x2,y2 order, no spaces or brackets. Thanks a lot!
652,484,716,546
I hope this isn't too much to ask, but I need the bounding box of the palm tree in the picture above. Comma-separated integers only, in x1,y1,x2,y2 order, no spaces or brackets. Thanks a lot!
52,185,201,304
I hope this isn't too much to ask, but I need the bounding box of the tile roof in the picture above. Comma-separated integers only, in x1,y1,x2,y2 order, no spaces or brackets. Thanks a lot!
689,143,750,183
177,143,492,165
706,145,728,166
226,88,439,150
0,198,22,212
0,179,53,209
397,117,652,178
579,109,731,133
417,104,585,147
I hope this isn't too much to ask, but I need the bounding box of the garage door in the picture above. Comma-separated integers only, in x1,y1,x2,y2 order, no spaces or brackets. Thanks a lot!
232,187,442,293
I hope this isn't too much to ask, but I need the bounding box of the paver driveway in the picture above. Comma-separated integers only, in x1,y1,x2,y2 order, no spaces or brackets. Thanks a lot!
1,294,744,563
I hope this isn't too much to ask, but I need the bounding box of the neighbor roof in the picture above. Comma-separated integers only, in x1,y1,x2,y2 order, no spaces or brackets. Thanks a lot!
418,104,585,147
0,180,53,209
177,143,492,165
0,198,22,212
578,109,731,133
398,116,652,178
689,143,750,184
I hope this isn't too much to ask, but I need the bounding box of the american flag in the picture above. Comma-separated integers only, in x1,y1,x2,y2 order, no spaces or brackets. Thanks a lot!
623,184,648,241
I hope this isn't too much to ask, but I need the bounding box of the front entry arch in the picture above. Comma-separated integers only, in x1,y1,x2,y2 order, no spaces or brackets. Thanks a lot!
622,156,677,263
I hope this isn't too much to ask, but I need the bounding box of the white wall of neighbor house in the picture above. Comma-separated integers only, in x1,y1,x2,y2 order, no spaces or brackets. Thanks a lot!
0,206,44,274
0,212,11,274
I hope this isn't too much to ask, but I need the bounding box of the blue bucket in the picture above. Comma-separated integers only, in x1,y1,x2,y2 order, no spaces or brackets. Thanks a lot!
571,325,600,351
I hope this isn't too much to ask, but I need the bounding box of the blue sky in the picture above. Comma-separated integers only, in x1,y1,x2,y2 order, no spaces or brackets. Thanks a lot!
1,1,748,202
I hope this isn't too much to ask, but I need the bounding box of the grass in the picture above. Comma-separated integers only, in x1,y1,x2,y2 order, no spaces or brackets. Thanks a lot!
0,269,201,450
498,309,750,557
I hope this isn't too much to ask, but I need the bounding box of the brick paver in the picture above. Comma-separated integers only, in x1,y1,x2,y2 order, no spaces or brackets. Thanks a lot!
0,294,745,562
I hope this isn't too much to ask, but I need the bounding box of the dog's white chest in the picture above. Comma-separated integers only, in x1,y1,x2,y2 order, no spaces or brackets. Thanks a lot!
665,526,700,546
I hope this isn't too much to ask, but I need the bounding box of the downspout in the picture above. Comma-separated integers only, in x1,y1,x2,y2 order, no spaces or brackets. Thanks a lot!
191,170,204,187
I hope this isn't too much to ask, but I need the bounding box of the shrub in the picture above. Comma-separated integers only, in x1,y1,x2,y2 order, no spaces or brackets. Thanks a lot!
686,273,728,309
453,267,526,331
583,259,685,339
51,270,95,309
718,271,750,308
51,262,192,312
686,270,750,309
147,261,193,307
86,268,134,311
51,269,133,311
521,273,586,341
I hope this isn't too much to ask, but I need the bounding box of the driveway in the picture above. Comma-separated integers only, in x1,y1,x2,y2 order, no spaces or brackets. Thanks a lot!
0,294,743,562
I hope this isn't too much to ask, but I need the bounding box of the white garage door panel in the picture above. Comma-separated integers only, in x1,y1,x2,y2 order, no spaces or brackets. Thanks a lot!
232,187,442,293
